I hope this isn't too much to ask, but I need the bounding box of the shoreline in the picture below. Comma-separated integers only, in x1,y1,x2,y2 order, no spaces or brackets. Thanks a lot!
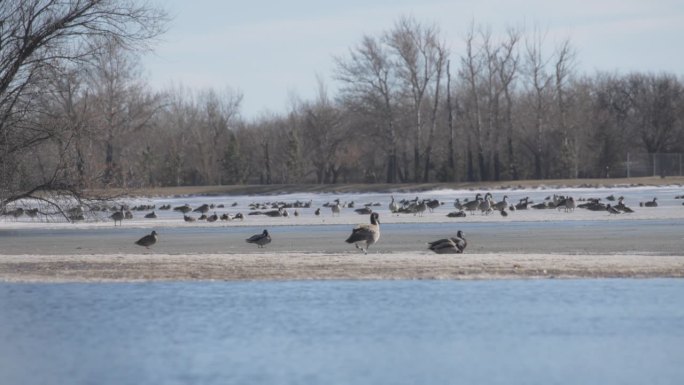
2,253,683,283
102,176,684,198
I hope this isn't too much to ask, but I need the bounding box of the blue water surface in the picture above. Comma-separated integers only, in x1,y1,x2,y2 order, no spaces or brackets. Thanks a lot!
1,279,683,385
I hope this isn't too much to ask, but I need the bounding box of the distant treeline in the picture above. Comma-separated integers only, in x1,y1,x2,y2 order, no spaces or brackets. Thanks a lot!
2,6,684,204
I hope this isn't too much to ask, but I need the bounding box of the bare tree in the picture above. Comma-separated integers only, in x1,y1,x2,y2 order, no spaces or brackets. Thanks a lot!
0,0,167,214
522,27,553,179
335,35,400,183
386,16,446,182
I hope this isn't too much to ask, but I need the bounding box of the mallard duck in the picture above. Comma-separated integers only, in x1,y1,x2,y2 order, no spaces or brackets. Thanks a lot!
427,231,467,254
135,231,158,249
246,229,271,248
345,212,380,254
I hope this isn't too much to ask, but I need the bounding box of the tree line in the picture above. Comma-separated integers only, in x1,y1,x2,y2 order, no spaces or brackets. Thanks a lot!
2,4,683,211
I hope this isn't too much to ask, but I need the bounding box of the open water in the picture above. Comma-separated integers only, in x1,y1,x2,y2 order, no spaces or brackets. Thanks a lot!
1,279,683,385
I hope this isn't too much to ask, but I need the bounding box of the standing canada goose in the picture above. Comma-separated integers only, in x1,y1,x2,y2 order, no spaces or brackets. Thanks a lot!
463,194,482,214
492,195,509,211
427,230,467,254
110,208,124,226
246,229,271,248
331,199,341,217
345,212,380,254
389,196,399,214
135,231,158,249
144,211,157,219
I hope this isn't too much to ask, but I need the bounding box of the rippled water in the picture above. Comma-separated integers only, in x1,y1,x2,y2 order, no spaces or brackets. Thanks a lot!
1,279,683,384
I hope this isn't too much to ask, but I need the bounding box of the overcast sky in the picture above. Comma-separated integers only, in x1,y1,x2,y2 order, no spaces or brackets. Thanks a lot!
141,0,684,119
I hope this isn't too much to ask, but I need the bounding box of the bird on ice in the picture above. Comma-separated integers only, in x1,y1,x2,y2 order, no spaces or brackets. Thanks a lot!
246,229,272,248
345,212,380,254
427,230,467,254
135,230,158,249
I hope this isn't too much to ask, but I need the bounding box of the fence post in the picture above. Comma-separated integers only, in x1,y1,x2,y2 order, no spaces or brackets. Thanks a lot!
626,153,630,178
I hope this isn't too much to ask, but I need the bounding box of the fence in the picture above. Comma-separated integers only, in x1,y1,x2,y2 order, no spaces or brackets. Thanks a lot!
616,153,684,178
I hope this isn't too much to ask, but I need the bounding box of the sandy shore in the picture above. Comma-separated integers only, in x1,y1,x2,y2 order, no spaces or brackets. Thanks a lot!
1,252,683,282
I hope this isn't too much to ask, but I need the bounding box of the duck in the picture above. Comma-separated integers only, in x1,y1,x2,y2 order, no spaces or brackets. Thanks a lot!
427,231,467,254
345,212,380,254
135,231,158,249
246,229,271,248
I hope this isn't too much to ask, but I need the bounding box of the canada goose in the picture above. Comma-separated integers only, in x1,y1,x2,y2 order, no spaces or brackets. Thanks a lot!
515,197,529,210
479,193,493,215
427,230,467,254
615,197,634,213
446,210,466,218
25,208,39,220
453,198,464,210
294,209,300,217
110,209,124,226
220,213,231,221
315,208,321,216
173,204,192,214
492,195,509,211
183,215,196,222
193,204,209,214
389,196,399,214
144,211,157,219
124,210,133,220
413,200,427,216
331,199,341,217
643,197,658,207
345,212,380,254
206,212,218,222
234,213,244,220
355,206,373,215
606,204,621,215
135,231,158,249
198,214,207,220
563,197,576,212
499,208,508,217
246,229,271,248
425,199,441,212
463,194,482,214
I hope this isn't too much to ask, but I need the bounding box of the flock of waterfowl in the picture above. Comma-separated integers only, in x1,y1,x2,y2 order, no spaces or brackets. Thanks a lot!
3,190,679,255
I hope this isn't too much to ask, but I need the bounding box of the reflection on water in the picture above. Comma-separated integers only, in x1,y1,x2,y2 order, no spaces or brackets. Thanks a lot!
1,279,683,385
